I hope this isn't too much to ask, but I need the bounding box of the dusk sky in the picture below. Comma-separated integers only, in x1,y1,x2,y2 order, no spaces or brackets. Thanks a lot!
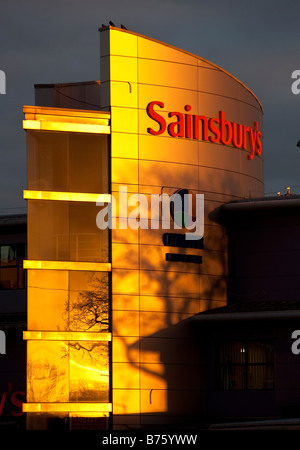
0,0,300,214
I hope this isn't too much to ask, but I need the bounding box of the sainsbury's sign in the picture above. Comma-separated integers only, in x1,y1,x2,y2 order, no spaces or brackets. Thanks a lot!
146,101,262,160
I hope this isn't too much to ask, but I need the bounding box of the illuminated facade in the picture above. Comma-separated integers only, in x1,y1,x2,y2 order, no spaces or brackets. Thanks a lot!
22,26,263,429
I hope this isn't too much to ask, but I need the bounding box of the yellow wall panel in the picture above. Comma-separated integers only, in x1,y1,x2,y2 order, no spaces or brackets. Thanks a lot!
113,362,140,389
140,337,200,364
111,133,138,159
139,270,200,296
112,294,139,311
112,336,139,363
112,243,139,270
140,363,167,390
137,36,198,66
198,67,240,98
138,84,198,114
138,134,199,165
110,56,137,83
139,244,201,274
138,160,198,190
111,226,139,245
110,29,137,57
139,311,195,338
111,107,138,133
112,389,140,415
138,59,197,90
113,310,140,337
140,389,167,414
197,91,261,125
111,183,139,193
110,81,138,108
139,295,200,314
111,157,138,184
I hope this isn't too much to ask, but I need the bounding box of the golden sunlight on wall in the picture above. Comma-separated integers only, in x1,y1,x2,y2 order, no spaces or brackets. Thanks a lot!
23,110,112,429
100,27,263,428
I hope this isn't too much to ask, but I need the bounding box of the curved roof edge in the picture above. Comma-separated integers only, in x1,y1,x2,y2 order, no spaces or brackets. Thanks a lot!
99,26,263,114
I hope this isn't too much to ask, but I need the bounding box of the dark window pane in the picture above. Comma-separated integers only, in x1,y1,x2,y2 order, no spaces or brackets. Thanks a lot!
1,245,17,266
0,267,18,289
248,342,273,364
217,341,274,391
219,341,245,365
0,244,26,290
219,365,246,390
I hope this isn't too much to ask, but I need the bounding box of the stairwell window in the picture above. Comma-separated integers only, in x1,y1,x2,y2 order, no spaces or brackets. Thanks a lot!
217,341,274,390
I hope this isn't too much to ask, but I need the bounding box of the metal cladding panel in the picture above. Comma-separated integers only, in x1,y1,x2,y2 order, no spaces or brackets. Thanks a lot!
100,27,263,423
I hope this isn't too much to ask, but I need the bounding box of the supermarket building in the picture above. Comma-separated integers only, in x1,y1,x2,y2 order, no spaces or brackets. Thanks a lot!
16,25,272,429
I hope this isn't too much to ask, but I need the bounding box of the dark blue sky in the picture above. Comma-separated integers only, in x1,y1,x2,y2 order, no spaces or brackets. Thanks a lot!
0,0,299,213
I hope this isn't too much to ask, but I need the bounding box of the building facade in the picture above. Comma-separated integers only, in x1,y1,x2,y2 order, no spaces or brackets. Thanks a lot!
193,195,300,427
20,26,264,429
0,214,26,429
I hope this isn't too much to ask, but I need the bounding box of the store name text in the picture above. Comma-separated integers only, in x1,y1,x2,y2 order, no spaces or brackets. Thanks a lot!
146,101,262,160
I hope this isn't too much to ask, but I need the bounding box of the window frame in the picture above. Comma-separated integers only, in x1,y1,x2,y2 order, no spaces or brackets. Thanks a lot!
216,339,274,391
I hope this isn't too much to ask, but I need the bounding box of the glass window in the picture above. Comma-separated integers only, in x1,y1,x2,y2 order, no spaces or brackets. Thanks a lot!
27,200,108,263
69,271,109,332
0,244,26,289
27,340,109,403
217,340,274,390
27,131,108,194
69,341,109,402
28,270,109,332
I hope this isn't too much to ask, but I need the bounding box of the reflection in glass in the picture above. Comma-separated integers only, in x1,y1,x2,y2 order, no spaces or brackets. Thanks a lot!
69,341,109,402
27,270,110,404
27,341,68,402
68,272,109,332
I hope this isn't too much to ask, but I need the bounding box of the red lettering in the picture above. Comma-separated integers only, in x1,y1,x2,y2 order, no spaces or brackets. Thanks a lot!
193,115,209,140
256,130,262,155
146,101,262,160
220,111,233,145
11,391,25,417
208,118,221,143
248,122,258,160
242,126,251,149
185,105,192,138
232,123,244,148
147,101,166,135
168,112,185,137
0,392,6,416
